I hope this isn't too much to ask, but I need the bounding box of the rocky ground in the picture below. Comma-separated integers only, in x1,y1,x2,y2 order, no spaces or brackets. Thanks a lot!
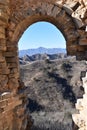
20,56,87,130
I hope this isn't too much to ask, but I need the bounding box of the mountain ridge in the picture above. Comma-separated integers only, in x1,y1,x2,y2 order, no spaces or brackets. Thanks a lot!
19,47,66,57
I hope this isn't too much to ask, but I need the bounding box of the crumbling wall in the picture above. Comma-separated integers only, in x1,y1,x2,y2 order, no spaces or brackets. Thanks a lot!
73,71,87,130
0,0,87,130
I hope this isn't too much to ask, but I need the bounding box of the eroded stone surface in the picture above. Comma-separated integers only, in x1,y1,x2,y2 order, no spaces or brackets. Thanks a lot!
72,72,87,130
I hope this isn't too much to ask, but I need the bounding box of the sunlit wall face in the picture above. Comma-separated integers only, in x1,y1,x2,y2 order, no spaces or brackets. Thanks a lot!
18,22,66,50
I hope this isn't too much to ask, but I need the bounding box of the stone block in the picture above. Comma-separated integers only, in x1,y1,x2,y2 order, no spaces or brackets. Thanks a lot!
8,30,14,38
79,39,87,46
46,4,54,15
77,46,86,52
51,5,61,17
10,68,18,74
0,44,6,51
3,51,18,57
0,99,8,108
0,68,10,74
0,39,6,45
0,78,8,88
76,52,87,60
9,21,16,31
67,45,77,54
63,4,73,15
0,0,9,5
6,57,18,63
0,12,9,23
0,33,5,39
7,63,18,68
7,46,18,51
0,26,5,34
9,73,19,78
72,16,84,29
0,62,7,69
41,2,47,13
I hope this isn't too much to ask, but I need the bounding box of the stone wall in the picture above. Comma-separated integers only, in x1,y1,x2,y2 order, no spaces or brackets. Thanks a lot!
72,72,87,130
0,0,87,130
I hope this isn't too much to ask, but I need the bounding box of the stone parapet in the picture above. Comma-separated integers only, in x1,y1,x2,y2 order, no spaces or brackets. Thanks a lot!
72,71,87,130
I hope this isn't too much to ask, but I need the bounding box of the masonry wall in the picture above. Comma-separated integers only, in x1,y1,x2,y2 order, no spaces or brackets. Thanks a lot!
0,0,87,130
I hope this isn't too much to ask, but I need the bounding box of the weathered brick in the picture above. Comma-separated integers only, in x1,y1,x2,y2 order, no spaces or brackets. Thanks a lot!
63,4,73,15
0,26,5,34
0,33,5,39
0,20,6,27
0,68,10,74
0,0,9,5
51,5,61,17
6,57,18,63
7,63,18,68
0,99,8,108
3,51,18,57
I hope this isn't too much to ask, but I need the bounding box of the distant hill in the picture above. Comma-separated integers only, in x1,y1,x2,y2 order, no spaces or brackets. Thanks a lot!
19,53,70,65
19,47,66,57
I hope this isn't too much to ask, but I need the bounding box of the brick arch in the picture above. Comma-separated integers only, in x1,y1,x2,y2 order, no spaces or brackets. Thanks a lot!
8,2,79,55
0,0,87,130
6,2,81,92
5,1,82,92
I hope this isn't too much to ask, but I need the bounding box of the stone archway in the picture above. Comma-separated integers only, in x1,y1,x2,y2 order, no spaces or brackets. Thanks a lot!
4,2,78,92
8,1,79,55
5,1,81,93
0,0,87,130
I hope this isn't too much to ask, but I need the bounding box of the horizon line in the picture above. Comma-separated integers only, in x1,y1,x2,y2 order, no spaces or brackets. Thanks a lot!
19,47,66,51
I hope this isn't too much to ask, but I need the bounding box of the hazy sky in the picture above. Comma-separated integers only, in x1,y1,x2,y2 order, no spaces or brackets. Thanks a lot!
18,22,66,50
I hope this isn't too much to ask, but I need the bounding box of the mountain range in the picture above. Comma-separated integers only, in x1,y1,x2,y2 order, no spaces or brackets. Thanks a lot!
19,53,71,65
19,47,66,57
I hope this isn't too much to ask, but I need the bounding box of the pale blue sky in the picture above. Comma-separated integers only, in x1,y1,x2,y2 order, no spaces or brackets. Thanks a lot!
18,22,66,50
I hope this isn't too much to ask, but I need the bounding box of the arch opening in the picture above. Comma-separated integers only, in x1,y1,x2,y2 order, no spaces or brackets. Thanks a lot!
18,21,66,56
18,21,77,130
11,12,78,57
0,1,87,130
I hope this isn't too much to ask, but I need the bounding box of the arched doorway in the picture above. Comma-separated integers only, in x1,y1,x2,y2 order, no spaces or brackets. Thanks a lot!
5,2,81,129
18,21,66,53
18,21,77,130
7,2,79,91
0,0,86,130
